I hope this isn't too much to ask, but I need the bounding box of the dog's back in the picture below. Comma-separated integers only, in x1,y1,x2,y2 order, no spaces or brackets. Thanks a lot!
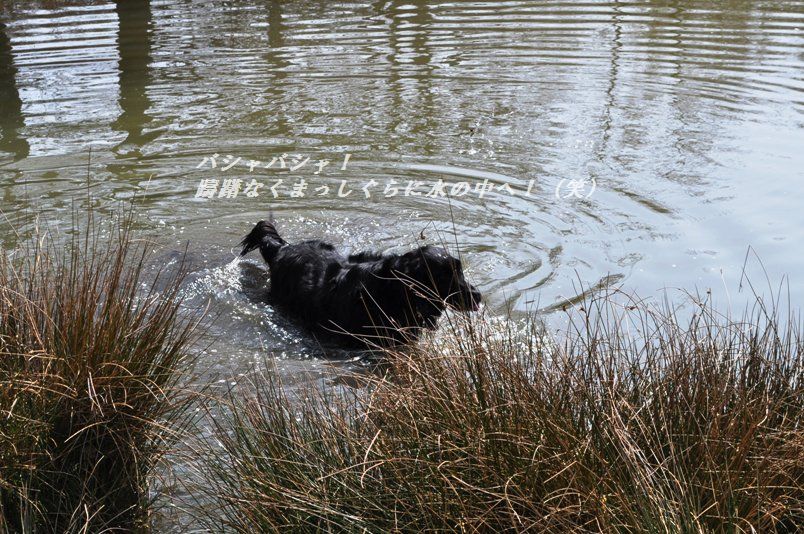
241,222,394,344
268,240,349,323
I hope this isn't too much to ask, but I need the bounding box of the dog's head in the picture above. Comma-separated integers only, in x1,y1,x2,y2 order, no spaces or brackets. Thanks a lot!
394,245,482,313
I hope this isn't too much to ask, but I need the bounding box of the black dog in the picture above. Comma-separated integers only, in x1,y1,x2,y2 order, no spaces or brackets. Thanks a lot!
240,220,481,347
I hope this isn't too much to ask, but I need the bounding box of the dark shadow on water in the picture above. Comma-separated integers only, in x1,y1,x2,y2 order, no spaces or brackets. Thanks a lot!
260,0,291,138
104,0,156,192
112,0,156,153
0,19,29,161
238,259,272,304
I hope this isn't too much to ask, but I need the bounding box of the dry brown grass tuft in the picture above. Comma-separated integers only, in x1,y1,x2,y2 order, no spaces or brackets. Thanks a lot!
197,290,803,533
0,212,199,532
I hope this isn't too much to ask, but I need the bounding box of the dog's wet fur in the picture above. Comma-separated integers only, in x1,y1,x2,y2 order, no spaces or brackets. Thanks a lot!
240,220,482,347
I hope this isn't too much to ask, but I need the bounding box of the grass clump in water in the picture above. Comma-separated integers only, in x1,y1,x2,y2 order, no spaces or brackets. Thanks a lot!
0,214,198,532
198,290,803,532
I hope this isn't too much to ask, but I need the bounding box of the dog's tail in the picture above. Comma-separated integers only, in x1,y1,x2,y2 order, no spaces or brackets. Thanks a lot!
240,220,286,263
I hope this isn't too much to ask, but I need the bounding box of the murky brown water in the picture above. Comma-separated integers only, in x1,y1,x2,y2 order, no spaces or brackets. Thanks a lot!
1,0,803,360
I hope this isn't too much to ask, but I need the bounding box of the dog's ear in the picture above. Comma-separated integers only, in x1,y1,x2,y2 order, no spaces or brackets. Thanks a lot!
380,252,419,279
379,251,446,328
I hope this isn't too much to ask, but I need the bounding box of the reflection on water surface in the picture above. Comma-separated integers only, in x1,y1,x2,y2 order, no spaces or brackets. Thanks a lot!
0,0,802,353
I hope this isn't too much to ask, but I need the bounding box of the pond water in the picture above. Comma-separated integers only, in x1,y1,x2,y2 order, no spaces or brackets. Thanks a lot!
1,1,803,367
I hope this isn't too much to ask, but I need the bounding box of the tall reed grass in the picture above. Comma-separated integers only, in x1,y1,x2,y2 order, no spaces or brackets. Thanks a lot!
4,208,799,532
0,213,198,532
198,290,803,532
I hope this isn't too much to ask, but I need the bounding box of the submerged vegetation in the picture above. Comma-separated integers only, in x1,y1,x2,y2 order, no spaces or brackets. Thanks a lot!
197,293,803,532
0,212,801,532
0,215,198,532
